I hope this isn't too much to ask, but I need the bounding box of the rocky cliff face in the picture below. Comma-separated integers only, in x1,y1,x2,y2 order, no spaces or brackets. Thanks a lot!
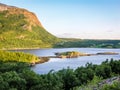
0,3,8,11
0,3,59,49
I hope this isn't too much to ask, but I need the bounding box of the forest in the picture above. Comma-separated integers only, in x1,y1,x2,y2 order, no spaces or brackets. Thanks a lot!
54,38,120,48
0,51,120,90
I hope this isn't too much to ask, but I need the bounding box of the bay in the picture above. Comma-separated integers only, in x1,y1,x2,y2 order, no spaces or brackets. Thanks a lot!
13,48,120,74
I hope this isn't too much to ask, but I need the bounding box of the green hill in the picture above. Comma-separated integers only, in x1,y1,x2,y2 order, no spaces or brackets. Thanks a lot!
0,3,60,49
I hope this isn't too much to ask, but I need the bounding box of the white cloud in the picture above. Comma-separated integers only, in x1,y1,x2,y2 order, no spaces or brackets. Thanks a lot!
56,32,120,40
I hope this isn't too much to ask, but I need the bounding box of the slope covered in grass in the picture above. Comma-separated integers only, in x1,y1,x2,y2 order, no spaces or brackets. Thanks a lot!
0,3,60,49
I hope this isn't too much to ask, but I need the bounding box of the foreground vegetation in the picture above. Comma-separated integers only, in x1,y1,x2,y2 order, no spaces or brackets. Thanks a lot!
54,38,120,48
0,50,120,90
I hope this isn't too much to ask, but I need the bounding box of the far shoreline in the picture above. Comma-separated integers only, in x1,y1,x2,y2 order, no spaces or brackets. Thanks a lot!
1,47,120,51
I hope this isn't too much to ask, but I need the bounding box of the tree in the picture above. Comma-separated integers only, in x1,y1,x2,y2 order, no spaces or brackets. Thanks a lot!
0,75,9,90
20,69,40,90
57,68,79,90
75,67,94,85
95,65,112,79
1,71,26,90
110,59,120,74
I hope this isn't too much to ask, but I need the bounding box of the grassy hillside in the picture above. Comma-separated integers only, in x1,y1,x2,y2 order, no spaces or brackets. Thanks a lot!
0,50,39,63
0,5,60,49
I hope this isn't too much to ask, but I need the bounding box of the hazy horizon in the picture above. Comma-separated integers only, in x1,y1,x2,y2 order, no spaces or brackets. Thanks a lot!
1,0,120,40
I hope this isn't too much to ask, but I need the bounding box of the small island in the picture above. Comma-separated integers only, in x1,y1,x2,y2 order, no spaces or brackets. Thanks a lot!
55,51,88,58
96,52,119,55
54,51,119,58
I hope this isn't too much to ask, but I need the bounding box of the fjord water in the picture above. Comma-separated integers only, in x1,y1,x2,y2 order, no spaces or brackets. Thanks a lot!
14,48,120,74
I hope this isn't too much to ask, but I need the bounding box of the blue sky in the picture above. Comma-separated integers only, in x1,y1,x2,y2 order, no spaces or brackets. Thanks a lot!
1,0,120,39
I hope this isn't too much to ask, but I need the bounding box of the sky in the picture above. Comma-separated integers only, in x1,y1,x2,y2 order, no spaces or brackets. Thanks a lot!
0,0,120,39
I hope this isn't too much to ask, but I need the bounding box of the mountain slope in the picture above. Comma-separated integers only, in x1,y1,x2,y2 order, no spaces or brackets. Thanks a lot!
0,3,59,49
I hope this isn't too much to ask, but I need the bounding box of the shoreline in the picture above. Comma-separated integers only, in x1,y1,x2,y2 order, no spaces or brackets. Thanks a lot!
0,47,51,51
1,47,120,51
36,52,119,60
30,57,50,66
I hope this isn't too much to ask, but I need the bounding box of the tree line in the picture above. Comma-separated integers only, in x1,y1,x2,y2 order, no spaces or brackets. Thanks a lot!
54,39,120,48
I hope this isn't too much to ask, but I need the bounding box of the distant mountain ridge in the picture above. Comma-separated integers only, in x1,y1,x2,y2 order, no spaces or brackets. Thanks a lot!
0,3,59,49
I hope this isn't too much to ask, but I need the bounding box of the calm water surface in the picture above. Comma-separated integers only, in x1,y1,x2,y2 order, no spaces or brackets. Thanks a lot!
13,48,120,74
